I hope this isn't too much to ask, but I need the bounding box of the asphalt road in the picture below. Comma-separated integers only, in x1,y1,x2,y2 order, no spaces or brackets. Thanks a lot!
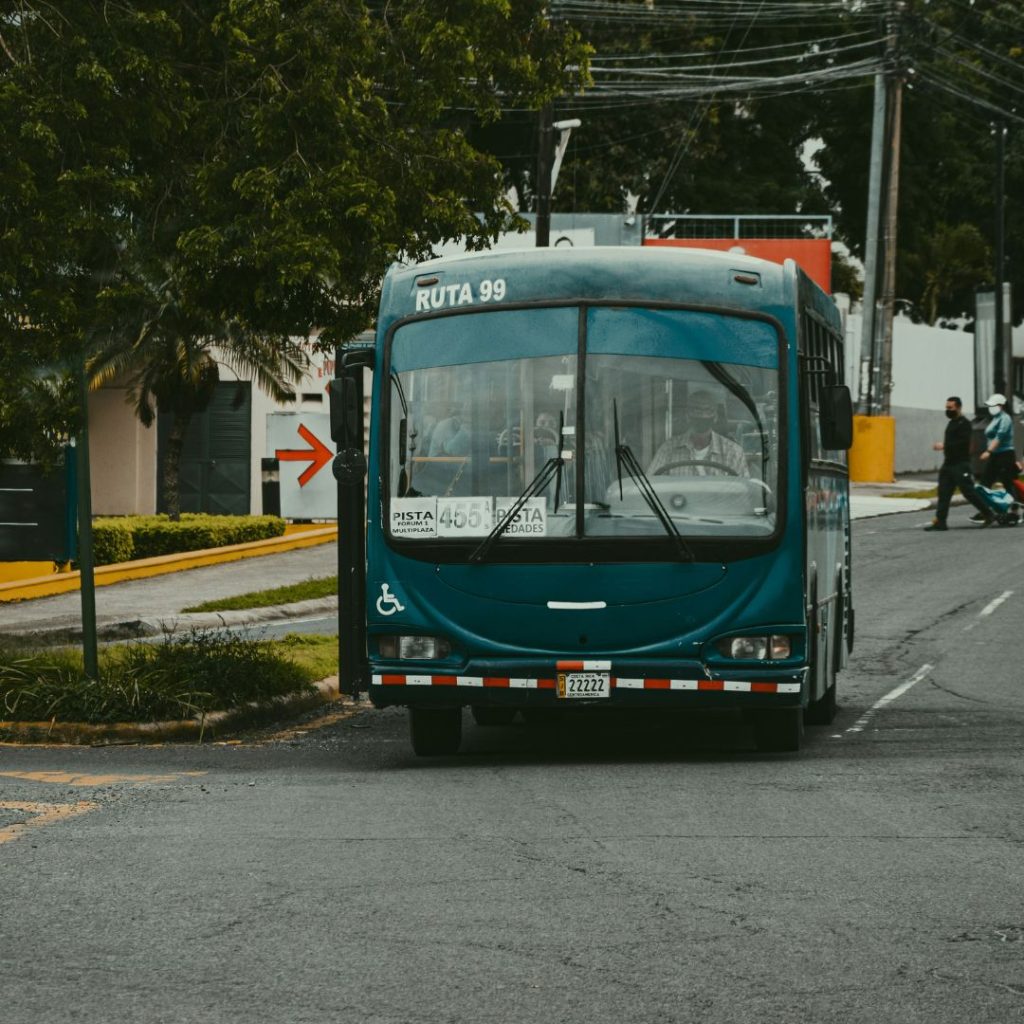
2,509,1023,1024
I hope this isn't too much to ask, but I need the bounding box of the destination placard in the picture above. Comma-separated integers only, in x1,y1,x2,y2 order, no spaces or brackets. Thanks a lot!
390,497,438,538
494,497,548,537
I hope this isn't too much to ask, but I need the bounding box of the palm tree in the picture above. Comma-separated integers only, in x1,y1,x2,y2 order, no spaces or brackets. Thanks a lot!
89,269,307,520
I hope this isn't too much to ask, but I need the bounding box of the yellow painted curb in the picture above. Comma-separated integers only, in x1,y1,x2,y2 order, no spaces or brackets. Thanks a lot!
0,677,342,745
0,526,337,603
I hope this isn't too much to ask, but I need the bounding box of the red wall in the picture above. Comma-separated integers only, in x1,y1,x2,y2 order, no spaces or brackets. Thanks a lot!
643,237,832,293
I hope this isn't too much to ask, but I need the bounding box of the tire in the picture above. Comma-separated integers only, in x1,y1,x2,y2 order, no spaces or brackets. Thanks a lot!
805,681,836,726
409,707,462,756
752,708,804,753
471,706,517,727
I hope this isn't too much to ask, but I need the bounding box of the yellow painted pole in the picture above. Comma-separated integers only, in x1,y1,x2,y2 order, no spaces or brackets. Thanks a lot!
849,415,895,483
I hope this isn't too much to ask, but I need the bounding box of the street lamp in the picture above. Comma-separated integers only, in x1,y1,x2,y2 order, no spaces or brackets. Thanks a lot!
536,114,582,247
550,118,581,196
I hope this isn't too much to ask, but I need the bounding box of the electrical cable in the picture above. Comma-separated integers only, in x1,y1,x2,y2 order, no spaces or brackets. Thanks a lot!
646,0,766,217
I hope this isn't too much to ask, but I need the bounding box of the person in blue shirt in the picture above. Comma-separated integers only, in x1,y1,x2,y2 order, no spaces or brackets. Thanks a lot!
979,393,1018,494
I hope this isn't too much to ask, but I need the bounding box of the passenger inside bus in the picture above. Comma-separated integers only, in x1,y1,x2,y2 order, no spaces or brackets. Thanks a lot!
495,411,560,462
648,389,749,477
429,404,471,456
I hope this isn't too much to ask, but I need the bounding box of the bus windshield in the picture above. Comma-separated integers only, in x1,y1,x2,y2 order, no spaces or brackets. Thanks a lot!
386,305,780,551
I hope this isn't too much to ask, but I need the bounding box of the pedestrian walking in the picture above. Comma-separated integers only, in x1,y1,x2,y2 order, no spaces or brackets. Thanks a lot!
925,395,994,531
979,393,1018,490
969,393,1018,522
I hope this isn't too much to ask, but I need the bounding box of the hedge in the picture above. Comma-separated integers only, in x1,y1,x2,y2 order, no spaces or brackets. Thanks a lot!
91,514,286,566
91,519,134,567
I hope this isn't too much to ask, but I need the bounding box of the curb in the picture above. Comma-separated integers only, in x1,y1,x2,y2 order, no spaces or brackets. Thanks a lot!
0,676,344,746
3,595,340,646
0,526,338,604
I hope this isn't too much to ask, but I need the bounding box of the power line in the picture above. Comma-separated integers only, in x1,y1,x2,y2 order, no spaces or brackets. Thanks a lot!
590,28,877,63
645,0,754,217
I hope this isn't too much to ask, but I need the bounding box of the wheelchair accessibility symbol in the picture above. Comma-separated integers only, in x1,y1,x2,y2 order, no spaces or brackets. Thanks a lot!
376,584,406,617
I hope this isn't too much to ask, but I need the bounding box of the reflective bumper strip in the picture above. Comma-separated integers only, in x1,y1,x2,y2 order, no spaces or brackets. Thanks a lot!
556,660,612,671
372,675,800,693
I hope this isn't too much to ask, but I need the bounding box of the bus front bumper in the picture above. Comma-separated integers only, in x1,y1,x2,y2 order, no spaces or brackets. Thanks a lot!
367,662,808,710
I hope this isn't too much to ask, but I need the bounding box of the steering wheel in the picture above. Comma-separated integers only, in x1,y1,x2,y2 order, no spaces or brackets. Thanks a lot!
533,427,559,445
652,458,739,476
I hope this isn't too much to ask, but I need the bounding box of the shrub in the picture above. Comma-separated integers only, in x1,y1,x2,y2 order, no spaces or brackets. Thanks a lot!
0,630,315,724
90,514,285,565
91,519,135,565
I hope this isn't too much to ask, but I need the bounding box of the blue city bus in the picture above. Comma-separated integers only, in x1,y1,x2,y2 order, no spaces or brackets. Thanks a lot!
331,247,853,755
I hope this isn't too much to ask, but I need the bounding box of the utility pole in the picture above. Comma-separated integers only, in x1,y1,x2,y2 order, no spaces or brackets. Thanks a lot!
76,358,99,680
861,73,887,415
877,1,904,417
536,103,553,247
993,121,1008,401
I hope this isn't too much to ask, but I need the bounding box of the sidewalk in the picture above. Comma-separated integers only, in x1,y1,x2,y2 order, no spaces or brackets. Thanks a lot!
849,475,937,520
0,541,338,643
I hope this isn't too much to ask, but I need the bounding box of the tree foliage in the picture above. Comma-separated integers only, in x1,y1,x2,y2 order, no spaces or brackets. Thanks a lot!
0,1,589,459
511,0,1023,321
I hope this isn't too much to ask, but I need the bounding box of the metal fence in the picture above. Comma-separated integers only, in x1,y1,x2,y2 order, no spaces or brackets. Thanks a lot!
646,214,833,241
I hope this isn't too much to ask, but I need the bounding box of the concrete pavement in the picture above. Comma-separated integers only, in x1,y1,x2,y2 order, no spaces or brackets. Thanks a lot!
0,541,339,643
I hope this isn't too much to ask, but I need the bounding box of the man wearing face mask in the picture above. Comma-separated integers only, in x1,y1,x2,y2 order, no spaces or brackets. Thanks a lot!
649,389,748,477
926,395,993,531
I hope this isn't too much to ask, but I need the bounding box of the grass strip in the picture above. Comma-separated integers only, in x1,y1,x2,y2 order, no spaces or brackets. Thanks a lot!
0,631,338,724
881,488,937,499
182,576,337,613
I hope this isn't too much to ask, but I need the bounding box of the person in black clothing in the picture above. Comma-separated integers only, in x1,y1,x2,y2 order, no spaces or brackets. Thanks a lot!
925,395,993,531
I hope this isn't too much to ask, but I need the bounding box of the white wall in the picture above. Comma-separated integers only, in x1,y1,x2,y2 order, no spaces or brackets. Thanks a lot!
88,388,158,515
843,310,977,473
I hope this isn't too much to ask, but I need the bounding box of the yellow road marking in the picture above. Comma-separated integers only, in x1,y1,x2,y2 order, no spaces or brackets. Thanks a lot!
0,527,336,602
0,800,99,846
263,704,366,743
0,770,206,787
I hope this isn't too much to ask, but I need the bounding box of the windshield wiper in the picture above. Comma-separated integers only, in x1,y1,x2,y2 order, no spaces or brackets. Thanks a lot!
702,361,769,481
469,455,564,564
471,413,566,563
613,400,693,562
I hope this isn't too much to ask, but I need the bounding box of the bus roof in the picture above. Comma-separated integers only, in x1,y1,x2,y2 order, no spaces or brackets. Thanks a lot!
380,246,831,330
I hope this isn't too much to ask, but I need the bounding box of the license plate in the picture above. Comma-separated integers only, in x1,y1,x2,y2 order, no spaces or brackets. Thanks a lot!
557,671,611,699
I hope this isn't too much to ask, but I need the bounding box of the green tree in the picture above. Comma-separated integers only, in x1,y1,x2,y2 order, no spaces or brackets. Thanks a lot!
0,1,589,460
908,223,991,324
500,0,1023,325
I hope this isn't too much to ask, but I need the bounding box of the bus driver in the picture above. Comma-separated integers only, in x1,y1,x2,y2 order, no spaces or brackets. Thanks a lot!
648,389,749,477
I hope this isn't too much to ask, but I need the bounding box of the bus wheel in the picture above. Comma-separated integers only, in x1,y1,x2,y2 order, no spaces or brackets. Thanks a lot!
751,709,803,753
805,682,836,725
409,707,462,756
471,706,517,727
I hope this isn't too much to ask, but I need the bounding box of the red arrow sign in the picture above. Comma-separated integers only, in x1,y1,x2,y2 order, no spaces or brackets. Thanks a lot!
275,423,333,487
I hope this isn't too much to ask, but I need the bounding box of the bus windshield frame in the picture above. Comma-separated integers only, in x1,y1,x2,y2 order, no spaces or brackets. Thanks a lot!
381,299,788,564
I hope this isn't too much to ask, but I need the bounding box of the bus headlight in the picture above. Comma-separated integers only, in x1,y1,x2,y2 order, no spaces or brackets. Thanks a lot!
378,635,452,660
719,635,791,660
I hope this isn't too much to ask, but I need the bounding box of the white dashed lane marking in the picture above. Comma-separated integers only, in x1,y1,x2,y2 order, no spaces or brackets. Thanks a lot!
833,663,933,739
965,590,1013,631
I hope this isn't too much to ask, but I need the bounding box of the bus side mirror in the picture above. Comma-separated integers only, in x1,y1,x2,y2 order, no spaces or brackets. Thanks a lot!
820,385,853,450
329,377,360,446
